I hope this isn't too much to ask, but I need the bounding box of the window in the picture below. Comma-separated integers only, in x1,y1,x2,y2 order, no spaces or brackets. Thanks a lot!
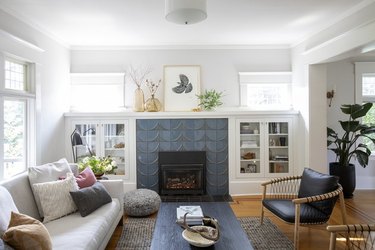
355,63,375,152
239,72,292,110
70,73,125,111
1,56,35,179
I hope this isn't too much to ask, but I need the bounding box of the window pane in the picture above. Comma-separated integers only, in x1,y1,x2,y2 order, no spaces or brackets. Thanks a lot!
71,84,124,111
246,84,290,109
4,60,26,91
362,75,375,96
3,100,26,178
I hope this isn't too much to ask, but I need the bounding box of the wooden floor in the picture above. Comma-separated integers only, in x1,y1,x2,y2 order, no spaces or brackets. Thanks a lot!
106,190,375,249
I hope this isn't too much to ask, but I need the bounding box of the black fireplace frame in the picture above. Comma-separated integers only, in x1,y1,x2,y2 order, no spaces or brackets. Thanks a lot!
158,151,206,195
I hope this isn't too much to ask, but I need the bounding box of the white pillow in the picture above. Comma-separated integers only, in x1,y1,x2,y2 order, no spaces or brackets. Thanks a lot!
0,186,19,235
28,158,72,218
33,173,79,223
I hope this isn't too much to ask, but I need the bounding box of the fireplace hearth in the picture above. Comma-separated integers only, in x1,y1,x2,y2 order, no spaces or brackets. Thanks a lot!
159,151,206,195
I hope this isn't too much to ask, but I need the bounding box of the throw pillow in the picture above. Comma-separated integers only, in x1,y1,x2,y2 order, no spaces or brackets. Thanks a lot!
70,182,112,217
33,173,79,223
0,186,19,235
3,211,52,250
75,167,97,188
28,158,72,218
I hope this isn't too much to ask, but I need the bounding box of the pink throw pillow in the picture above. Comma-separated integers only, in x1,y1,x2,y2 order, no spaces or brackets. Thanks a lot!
76,167,96,188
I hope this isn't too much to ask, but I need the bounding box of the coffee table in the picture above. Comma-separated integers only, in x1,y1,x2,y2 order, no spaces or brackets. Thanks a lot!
150,202,253,250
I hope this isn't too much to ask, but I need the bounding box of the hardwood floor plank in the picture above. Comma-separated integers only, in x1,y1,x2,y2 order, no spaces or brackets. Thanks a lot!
106,190,375,250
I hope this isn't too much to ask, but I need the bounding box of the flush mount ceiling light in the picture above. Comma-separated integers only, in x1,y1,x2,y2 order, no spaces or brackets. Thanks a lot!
165,0,207,25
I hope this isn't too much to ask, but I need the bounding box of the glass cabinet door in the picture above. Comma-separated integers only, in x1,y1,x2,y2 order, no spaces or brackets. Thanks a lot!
267,122,289,174
72,123,97,162
103,123,126,175
239,122,262,175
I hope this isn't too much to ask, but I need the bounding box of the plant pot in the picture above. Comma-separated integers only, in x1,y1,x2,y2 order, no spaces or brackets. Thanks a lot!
329,162,356,198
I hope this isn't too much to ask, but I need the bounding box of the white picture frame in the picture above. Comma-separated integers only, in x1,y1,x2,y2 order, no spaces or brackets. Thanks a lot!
163,65,201,111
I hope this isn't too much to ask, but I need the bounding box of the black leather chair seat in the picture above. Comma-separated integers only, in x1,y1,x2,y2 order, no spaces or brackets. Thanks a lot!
262,199,330,224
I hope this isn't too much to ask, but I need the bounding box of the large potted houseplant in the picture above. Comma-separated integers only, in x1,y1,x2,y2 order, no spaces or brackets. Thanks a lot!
327,103,375,198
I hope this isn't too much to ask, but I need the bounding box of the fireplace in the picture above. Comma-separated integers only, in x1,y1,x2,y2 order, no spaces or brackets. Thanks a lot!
159,151,206,195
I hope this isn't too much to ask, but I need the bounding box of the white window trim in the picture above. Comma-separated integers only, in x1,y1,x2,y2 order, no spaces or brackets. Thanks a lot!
355,62,375,103
239,71,292,110
70,73,125,112
0,53,36,180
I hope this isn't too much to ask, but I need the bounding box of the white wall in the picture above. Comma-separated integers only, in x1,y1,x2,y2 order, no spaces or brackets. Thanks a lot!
0,9,70,164
326,58,375,189
70,48,291,108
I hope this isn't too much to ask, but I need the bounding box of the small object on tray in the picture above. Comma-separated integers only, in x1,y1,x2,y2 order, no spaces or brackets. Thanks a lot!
182,226,217,247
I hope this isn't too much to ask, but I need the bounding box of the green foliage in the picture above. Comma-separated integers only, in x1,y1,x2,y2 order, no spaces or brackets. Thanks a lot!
196,89,223,111
4,101,24,159
78,155,117,174
327,103,375,168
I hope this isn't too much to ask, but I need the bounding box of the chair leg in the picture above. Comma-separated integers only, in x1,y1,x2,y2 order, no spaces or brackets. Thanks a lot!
329,232,336,250
294,204,301,250
338,192,347,225
260,185,266,225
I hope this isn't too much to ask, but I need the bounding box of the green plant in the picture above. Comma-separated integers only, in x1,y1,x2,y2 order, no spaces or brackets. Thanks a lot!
78,155,117,175
327,103,375,168
196,89,223,111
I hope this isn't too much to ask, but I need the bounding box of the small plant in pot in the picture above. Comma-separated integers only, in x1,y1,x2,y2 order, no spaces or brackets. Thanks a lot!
196,89,223,111
327,103,375,198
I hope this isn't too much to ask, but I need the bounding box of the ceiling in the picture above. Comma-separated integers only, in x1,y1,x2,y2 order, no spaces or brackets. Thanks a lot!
0,0,367,48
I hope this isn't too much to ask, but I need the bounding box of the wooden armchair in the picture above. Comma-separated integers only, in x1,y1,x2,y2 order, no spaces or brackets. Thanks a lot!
327,224,375,250
260,168,347,249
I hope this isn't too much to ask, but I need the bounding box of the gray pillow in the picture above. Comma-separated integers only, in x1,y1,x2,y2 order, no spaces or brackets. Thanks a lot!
69,182,112,217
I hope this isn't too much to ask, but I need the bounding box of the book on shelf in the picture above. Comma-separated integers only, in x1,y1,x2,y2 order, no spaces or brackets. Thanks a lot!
176,205,204,225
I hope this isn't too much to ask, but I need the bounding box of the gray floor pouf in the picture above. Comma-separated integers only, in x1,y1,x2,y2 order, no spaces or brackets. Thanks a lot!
124,189,161,217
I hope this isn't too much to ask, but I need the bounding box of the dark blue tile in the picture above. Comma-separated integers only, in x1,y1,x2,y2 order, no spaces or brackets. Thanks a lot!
171,120,183,130
147,131,159,142
159,119,171,130
170,142,183,151
205,119,217,130
182,142,195,151
216,119,228,130
183,130,194,141
159,142,171,151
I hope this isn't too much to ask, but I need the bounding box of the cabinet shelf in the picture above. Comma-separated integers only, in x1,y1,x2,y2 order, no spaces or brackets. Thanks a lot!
105,148,125,151
241,159,260,162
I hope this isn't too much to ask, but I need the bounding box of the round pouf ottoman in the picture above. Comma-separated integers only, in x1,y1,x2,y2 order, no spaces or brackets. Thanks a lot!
123,189,161,217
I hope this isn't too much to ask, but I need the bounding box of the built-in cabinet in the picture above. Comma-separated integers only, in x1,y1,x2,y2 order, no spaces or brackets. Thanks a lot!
68,119,129,179
236,117,293,178
64,111,300,194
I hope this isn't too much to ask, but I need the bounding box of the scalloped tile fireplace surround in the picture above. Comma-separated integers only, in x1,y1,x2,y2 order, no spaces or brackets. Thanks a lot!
136,118,228,196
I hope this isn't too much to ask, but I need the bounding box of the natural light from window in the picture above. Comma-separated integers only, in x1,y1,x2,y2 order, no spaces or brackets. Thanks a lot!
5,60,26,91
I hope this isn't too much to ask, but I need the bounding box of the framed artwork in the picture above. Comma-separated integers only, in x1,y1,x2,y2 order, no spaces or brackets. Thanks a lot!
163,65,201,111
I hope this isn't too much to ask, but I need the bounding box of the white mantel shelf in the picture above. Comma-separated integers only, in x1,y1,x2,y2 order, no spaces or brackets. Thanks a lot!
64,110,299,118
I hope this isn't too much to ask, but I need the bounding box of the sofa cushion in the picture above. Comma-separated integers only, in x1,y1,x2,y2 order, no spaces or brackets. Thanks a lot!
28,158,72,218
44,198,121,250
75,167,97,188
33,173,78,223
70,182,112,217
0,186,19,235
3,212,52,250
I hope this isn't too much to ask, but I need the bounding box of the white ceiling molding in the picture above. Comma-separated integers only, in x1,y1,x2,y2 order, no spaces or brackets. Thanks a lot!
69,44,291,51
300,18,375,64
0,29,45,52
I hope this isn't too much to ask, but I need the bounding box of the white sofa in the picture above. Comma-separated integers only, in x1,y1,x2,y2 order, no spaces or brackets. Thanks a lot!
0,164,124,250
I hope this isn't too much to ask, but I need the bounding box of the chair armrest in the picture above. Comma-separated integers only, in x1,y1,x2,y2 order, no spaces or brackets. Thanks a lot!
99,180,124,209
293,184,343,204
327,224,375,232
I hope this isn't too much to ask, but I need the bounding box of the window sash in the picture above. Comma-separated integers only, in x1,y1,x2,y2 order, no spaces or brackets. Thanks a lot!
239,72,292,110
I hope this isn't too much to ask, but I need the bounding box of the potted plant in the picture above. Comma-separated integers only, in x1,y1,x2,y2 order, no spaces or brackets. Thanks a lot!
196,89,223,111
327,103,375,198
78,155,117,177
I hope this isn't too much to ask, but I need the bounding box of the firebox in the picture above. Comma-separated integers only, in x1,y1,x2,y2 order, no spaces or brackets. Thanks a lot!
159,151,206,195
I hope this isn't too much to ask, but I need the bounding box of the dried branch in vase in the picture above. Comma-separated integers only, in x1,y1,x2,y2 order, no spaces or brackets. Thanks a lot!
126,65,152,88
146,79,161,95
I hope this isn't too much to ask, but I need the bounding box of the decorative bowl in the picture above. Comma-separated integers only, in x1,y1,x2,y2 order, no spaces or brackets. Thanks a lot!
182,226,217,247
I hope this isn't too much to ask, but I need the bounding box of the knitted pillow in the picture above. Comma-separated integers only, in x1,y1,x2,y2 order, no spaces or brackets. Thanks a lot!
33,173,79,223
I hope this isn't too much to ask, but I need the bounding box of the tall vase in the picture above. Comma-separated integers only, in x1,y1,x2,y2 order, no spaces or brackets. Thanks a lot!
133,87,145,112
145,94,162,112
